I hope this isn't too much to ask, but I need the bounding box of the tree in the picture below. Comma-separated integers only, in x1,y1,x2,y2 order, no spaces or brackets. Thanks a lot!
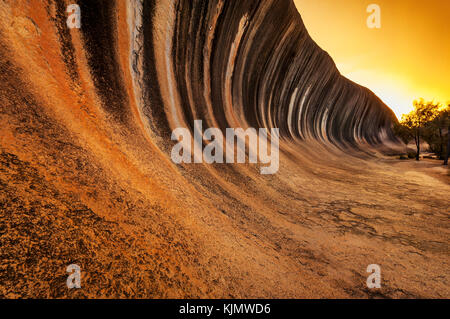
399,99,439,161
441,104,450,165
423,104,450,165
422,103,444,159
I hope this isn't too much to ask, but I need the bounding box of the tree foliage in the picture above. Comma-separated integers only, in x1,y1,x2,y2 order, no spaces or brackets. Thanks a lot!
395,99,449,164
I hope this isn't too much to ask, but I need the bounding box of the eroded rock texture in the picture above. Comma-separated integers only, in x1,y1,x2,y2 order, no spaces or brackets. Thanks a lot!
0,0,448,298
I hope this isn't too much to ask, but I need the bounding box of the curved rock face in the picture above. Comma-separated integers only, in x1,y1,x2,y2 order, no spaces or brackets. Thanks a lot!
1,0,448,299
155,0,396,146
80,0,397,149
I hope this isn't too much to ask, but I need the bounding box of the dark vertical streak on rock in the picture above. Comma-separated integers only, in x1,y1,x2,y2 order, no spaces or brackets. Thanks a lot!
50,0,80,87
78,0,129,123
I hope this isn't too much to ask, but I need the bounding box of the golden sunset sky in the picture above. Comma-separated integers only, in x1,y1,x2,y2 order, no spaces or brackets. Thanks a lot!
294,0,450,119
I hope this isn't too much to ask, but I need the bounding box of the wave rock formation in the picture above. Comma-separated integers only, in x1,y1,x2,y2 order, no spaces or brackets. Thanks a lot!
0,0,448,298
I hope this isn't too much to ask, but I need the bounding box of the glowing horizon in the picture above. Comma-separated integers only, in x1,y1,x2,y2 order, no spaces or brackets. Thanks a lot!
294,0,450,120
